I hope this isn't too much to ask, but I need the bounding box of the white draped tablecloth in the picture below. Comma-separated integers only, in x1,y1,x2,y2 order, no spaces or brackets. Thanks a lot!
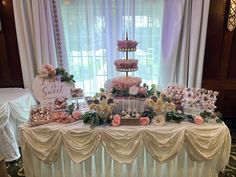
0,88,36,161
19,120,231,177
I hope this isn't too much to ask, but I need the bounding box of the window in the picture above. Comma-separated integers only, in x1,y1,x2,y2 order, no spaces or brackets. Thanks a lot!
60,0,163,95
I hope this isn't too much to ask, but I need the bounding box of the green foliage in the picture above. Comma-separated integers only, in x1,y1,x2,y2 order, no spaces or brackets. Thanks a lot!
215,111,222,119
67,103,75,115
100,88,105,92
200,111,211,119
111,83,160,98
141,108,156,119
185,114,194,122
82,112,94,124
56,67,75,84
111,88,129,97
82,111,99,128
199,111,222,123
147,84,160,97
82,111,109,128
166,111,185,123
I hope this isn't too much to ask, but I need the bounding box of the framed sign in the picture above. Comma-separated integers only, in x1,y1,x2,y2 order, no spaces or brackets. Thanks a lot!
32,76,71,105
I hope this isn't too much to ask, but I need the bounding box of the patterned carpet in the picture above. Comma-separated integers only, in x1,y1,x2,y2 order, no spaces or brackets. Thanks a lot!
221,131,236,177
4,132,236,177
6,158,24,177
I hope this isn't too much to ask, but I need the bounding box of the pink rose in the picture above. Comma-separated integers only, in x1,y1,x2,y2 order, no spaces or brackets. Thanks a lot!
112,114,121,126
139,117,150,126
44,64,56,75
194,115,204,125
138,87,147,95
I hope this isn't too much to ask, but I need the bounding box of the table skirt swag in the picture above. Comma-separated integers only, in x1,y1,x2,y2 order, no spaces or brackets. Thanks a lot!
19,122,231,177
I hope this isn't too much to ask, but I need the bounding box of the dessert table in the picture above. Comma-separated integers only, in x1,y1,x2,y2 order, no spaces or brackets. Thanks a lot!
19,121,231,177
0,88,36,161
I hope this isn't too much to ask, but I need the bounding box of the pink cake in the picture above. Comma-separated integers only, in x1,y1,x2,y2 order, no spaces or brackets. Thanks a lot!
117,40,138,51
114,59,138,71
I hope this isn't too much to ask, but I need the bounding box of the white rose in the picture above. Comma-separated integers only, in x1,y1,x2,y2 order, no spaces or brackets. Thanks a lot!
129,85,139,95
38,67,49,78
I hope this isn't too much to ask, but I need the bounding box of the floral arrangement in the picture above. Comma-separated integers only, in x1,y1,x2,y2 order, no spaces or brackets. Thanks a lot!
56,67,75,84
111,77,142,97
82,82,222,127
83,95,117,127
117,40,138,51
144,95,178,125
82,110,111,128
145,96,176,114
37,64,75,84
111,78,159,98
38,64,56,79
114,59,138,71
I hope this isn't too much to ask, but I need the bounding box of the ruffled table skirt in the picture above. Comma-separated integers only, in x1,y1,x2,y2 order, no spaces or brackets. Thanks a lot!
19,121,231,177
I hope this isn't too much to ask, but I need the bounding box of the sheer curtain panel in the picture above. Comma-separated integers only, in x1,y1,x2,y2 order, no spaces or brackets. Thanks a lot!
13,0,66,89
59,0,164,95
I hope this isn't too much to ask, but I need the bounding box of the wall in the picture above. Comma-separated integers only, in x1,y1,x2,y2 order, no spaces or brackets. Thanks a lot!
0,0,23,87
202,0,236,128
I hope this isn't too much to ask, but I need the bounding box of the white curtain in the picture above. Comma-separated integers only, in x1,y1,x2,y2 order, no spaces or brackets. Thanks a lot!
160,0,210,88
13,0,210,91
12,0,62,89
59,0,164,95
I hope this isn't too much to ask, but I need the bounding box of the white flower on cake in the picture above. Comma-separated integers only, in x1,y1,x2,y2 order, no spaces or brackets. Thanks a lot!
104,79,113,92
129,85,139,95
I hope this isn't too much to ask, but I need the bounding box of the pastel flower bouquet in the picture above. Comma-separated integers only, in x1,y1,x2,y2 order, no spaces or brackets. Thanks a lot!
111,76,142,97
38,64,75,84
38,64,56,79
82,95,117,127
111,77,159,98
